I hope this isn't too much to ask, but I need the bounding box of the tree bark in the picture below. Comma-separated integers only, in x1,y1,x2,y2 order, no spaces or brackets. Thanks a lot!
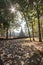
28,28,31,41
6,28,8,39
37,7,42,42
24,15,31,41
32,22,35,41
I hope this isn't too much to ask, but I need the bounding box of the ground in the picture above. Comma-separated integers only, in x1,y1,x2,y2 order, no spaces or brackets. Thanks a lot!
0,38,43,65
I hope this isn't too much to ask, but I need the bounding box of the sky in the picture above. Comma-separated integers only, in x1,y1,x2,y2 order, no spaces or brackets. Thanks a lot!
8,4,26,33
14,21,26,33
13,11,26,33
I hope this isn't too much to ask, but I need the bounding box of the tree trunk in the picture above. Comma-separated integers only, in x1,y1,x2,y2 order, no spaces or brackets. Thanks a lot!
23,12,31,41
24,16,31,41
37,7,42,42
32,22,35,41
28,28,31,41
6,28,8,39
26,21,31,41
41,21,43,38
10,31,11,38
42,28,43,38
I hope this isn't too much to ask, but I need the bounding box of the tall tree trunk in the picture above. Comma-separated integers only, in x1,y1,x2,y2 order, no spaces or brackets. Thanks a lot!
23,12,31,41
26,22,31,41
1,31,2,37
40,20,43,38
42,28,43,38
24,14,31,41
28,28,31,41
41,21,43,38
37,7,42,42
32,22,35,41
10,31,11,38
6,28,8,39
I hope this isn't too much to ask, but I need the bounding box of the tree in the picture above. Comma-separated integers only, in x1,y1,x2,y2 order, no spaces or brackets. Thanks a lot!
23,13,32,41
19,0,43,42
33,0,43,42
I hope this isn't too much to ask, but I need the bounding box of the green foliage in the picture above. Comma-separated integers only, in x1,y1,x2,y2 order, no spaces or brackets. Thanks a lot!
0,0,43,39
